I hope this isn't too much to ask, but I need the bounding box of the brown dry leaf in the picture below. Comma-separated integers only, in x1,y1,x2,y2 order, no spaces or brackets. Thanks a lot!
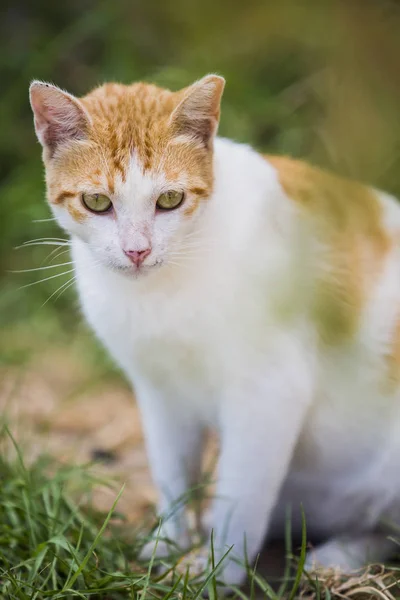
301,564,400,599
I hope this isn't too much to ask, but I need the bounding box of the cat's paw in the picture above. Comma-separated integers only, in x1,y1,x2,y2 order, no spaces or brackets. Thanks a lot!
304,540,364,574
139,527,191,561
175,545,247,593
175,546,209,577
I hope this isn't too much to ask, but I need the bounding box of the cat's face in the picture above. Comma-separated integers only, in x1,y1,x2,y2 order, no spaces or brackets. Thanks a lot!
30,76,224,277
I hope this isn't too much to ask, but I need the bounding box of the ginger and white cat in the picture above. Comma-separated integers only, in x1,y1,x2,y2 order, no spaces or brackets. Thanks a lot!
30,74,400,587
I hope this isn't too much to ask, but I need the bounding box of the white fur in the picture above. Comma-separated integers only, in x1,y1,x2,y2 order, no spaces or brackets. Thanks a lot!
66,138,400,585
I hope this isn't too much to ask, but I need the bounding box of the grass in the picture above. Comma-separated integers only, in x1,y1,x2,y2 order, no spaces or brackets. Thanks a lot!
0,429,141,598
0,426,237,599
1,427,400,599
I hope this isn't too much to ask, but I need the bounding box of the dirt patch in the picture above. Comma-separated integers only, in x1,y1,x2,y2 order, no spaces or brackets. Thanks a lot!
0,349,156,522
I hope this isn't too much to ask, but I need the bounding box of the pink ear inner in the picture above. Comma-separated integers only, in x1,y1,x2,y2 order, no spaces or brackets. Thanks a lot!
30,84,88,154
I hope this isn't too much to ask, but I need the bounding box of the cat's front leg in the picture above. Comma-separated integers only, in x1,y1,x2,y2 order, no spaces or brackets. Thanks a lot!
134,380,204,558
196,345,314,588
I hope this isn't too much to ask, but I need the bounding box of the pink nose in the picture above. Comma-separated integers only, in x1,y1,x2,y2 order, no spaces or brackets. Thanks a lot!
124,248,151,267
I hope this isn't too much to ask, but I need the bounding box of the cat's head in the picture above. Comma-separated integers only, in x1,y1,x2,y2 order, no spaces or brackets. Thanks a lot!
29,75,225,277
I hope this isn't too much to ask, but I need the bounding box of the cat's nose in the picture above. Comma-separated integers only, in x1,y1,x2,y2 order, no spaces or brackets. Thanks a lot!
124,247,151,266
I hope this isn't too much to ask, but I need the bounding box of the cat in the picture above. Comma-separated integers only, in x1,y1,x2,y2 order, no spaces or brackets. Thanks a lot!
30,74,400,588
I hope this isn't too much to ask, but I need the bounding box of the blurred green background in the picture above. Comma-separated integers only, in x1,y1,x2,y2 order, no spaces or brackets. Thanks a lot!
1,0,400,365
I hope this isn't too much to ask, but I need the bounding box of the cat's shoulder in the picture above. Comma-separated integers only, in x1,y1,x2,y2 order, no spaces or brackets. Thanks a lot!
263,153,400,241
264,154,379,214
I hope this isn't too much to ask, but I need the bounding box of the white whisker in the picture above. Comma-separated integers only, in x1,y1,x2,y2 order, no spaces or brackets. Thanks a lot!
15,241,70,250
166,260,184,268
42,245,69,264
181,238,216,247
10,261,74,274
32,217,57,223
172,247,211,255
48,248,71,264
53,278,76,303
41,276,76,307
22,237,69,244
168,249,209,259
17,268,75,290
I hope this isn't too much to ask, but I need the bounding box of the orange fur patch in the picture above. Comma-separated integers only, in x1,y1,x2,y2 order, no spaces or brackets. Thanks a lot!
66,201,86,223
385,315,400,392
189,187,208,196
53,191,75,205
267,155,391,343
183,187,210,217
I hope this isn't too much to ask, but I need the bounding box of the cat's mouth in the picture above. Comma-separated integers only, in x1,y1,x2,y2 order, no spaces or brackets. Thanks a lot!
115,260,163,278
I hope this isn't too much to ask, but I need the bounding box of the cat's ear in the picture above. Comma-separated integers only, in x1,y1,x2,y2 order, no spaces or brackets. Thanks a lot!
170,74,225,148
29,81,90,156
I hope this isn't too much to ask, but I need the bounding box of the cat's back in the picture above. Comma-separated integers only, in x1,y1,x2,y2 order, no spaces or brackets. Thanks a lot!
263,153,400,348
265,153,400,251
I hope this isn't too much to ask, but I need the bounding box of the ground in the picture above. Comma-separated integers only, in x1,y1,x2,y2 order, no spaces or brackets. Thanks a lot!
0,345,155,523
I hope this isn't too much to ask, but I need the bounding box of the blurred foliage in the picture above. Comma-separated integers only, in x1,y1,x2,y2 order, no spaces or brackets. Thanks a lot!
1,0,400,347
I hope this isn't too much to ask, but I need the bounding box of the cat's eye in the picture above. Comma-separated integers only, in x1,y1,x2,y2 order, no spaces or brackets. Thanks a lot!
156,190,184,211
82,193,112,214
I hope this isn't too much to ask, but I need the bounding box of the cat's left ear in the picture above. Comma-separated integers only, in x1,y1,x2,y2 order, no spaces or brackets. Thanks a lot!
170,74,225,148
29,81,90,157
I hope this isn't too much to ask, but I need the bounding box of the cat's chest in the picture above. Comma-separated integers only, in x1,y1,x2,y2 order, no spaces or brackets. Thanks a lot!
77,261,235,392
122,292,220,380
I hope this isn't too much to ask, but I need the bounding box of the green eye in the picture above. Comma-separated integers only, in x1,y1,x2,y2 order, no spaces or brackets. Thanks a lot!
156,190,184,210
82,193,112,213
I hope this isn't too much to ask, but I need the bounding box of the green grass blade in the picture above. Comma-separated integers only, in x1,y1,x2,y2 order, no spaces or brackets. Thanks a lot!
61,484,125,591
192,545,233,600
288,505,307,600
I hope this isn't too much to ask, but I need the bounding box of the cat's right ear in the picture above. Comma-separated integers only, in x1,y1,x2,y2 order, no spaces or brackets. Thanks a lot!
29,81,90,156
